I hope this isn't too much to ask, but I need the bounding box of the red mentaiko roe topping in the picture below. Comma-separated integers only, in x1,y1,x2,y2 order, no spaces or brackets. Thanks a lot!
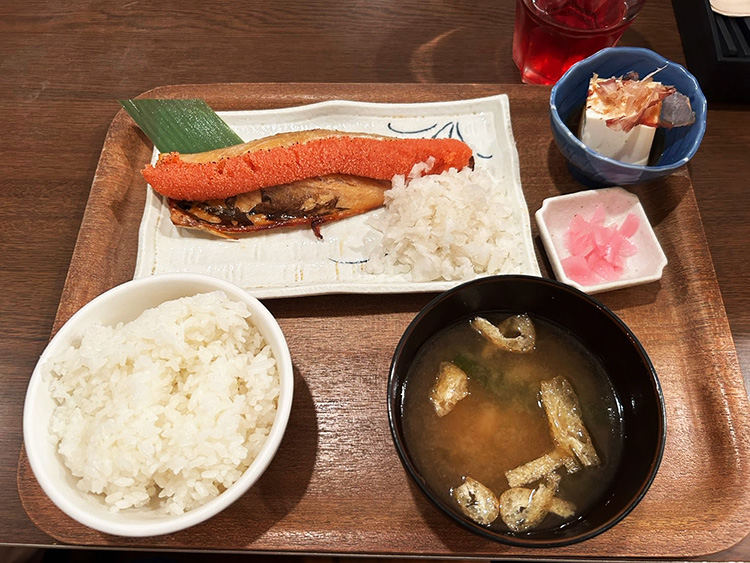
142,135,473,201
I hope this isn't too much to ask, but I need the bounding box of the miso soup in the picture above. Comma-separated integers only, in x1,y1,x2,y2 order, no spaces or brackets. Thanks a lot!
400,313,623,532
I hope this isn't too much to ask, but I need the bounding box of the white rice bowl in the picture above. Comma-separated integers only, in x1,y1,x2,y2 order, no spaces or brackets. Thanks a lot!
23,274,293,537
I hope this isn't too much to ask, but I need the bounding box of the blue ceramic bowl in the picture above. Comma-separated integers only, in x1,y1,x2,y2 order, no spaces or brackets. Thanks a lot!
550,47,707,187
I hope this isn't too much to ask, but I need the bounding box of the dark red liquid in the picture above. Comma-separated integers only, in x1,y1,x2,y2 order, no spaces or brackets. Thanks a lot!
512,0,645,85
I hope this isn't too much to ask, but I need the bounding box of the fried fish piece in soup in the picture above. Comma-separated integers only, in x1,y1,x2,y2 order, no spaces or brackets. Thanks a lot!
499,472,565,532
471,314,536,353
499,483,577,531
505,448,580,488
429,361,469,417
452,476,500,526
540,376,600,467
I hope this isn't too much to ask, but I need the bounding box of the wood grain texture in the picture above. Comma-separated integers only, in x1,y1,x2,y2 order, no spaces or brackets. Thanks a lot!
15,84,750,560
2,0,749,559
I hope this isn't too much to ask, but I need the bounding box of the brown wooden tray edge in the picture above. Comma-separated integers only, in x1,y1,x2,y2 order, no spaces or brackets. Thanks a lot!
17,83,750,559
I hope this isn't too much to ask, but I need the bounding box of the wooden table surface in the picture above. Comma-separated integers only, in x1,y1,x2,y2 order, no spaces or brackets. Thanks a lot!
2,0,748,559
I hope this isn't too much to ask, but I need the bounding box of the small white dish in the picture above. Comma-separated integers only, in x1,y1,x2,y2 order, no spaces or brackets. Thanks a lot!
23,273,294,537
133,95,540,298
535,187,668,294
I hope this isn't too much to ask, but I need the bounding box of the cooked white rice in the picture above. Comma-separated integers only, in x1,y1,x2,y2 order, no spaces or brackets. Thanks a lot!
365,164,532,282
45,290,279,515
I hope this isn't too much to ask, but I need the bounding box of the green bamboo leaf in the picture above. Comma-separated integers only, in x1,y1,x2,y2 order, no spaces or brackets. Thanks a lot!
119,99,244,153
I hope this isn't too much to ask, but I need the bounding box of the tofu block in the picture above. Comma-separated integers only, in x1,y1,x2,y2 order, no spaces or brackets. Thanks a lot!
578,74,667,165
580,108,656,165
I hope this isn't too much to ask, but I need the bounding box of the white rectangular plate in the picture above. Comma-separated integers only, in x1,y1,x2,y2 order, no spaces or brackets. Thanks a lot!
134,95,540,298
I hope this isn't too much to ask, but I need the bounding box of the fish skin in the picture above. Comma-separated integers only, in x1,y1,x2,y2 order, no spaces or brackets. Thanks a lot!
167,174,389,239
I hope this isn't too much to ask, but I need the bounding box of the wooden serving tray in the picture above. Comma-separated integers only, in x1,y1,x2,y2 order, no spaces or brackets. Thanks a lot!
17,83,750,559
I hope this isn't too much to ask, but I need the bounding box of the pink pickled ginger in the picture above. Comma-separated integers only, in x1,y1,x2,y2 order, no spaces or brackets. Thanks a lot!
561,205,640,286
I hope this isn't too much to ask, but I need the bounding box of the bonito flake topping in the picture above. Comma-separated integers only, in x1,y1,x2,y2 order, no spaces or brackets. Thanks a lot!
588,70,695,133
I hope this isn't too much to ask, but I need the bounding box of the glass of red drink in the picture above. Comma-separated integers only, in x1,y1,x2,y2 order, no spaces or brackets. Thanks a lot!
512,0,647,85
